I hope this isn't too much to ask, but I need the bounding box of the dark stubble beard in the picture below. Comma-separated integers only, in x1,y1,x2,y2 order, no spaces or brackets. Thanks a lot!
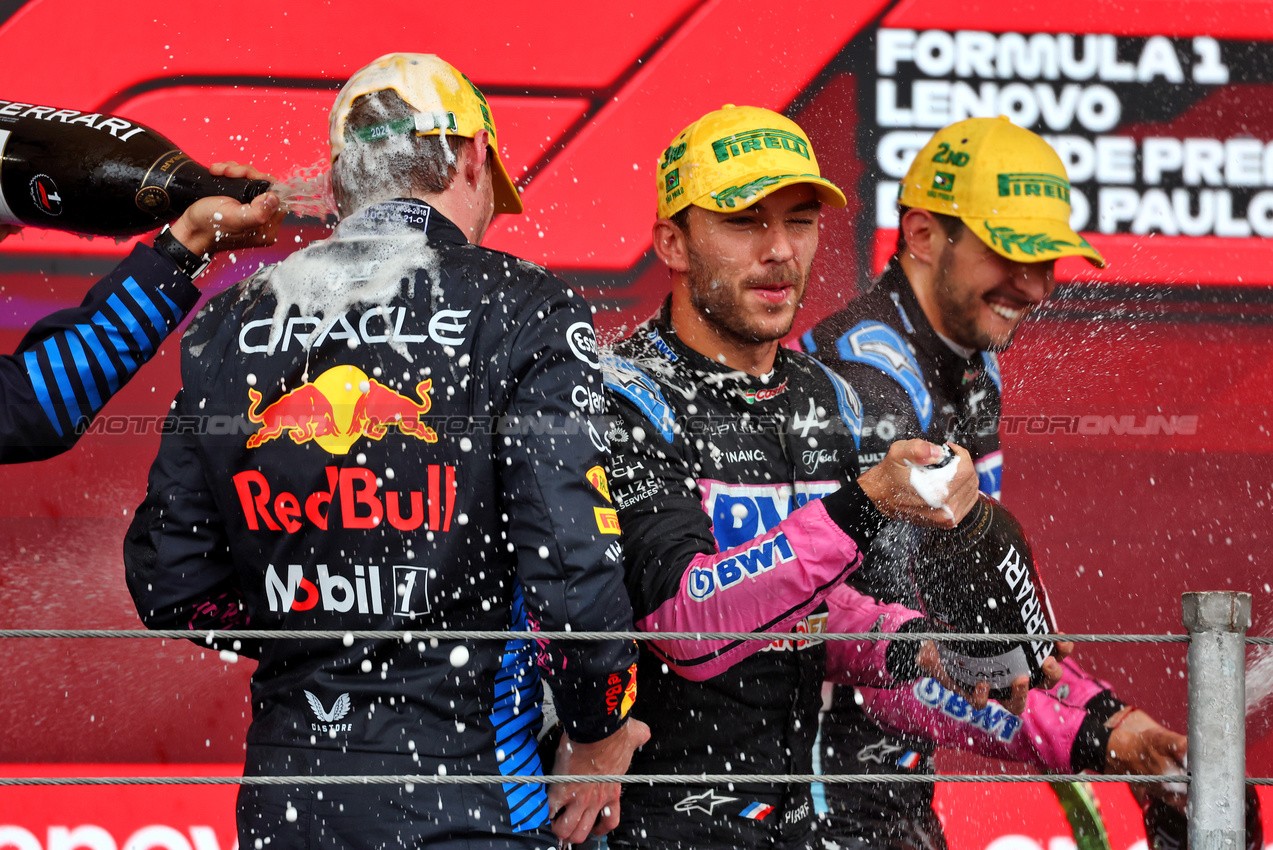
931,240,1019,353
685,242,807,347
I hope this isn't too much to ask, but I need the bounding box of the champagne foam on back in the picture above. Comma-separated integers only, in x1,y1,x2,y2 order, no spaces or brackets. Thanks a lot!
257,203,442,364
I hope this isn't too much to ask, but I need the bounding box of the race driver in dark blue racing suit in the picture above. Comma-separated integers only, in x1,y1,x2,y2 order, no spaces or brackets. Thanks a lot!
123,53,646,850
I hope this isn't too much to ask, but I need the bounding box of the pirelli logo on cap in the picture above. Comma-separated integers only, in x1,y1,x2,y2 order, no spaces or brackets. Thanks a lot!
711,128,809,163
595,507,621,535
997,172,1070,203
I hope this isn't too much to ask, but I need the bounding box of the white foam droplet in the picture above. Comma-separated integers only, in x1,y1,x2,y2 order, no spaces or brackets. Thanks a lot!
905,451,960,510
449,645,470,667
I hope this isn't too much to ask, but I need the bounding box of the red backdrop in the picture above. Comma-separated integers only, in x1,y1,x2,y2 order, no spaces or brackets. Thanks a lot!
0,0,1270,845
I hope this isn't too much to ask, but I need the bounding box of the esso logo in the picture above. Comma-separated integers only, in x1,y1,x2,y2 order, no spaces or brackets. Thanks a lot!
566,321,600,370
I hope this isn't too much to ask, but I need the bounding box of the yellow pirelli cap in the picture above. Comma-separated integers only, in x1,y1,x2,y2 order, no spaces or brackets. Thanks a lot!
900,116,1104,267
656,104,846,220
329,53,522,214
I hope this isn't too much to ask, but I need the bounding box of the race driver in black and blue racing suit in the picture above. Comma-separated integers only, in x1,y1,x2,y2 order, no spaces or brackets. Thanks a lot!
807,117,1216,850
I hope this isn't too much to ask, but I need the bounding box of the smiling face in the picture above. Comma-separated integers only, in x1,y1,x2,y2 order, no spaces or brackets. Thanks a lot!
666,183,821,369
924,219,1058,352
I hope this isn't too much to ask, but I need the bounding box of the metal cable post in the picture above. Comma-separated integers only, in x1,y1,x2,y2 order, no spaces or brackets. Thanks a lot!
1183,591,1251,850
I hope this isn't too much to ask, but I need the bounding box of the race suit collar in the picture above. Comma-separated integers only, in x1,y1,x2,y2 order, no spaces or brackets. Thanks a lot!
879,259,977,365
340,199,469,247
650,296,788,387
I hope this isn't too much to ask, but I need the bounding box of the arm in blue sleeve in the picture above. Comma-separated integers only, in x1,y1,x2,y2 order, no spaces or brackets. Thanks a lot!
0,243,200,463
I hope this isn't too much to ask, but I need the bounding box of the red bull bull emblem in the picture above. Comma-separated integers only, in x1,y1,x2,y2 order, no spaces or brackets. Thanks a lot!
246,366,438,454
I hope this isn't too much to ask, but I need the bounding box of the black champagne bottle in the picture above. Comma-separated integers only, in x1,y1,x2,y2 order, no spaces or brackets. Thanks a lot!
906,495,1058,701
0,99,269,237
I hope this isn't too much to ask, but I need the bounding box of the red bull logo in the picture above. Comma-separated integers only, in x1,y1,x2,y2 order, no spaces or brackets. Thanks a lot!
246,366,438,454
234,465,457,533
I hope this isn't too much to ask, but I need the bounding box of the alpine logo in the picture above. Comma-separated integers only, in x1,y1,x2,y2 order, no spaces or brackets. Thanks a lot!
305,690,352,733
791,397,829,438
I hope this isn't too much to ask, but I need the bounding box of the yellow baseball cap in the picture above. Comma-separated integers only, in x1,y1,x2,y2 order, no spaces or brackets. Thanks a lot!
656,104,846,220
900,116,1103,268
329,53,522,214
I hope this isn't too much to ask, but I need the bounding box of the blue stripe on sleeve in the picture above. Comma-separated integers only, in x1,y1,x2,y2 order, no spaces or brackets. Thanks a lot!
63,332,103,412
22,351,63,437
121,276,177,336
104,294,155,359
75,324,120,395
42,339,84,428
90,312,139,373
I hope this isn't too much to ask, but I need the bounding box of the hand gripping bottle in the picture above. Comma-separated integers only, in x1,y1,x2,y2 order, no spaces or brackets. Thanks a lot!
906,492,1058,701
0,99,269,237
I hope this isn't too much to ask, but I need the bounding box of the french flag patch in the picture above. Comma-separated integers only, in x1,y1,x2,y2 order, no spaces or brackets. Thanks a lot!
896,751,921,770
740,803,775,820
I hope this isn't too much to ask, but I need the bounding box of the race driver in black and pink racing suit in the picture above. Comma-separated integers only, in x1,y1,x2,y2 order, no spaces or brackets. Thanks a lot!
602,105,1061,850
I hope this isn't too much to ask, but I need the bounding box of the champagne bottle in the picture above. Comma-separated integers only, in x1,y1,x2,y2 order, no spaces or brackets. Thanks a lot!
906,495,1057,701
0,99,270,237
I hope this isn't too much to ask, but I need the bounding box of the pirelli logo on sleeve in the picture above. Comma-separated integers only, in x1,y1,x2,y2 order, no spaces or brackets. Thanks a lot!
594,507,621,535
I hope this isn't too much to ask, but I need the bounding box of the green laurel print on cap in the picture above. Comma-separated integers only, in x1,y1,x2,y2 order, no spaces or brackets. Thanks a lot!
984,222,1075,257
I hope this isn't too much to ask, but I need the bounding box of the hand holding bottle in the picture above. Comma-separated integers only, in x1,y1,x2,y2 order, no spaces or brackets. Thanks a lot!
857,439,979,529
166,161,285,258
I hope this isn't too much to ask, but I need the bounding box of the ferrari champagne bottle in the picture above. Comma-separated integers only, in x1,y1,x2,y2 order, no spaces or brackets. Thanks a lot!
907,495,1058,701
0,99,269,237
